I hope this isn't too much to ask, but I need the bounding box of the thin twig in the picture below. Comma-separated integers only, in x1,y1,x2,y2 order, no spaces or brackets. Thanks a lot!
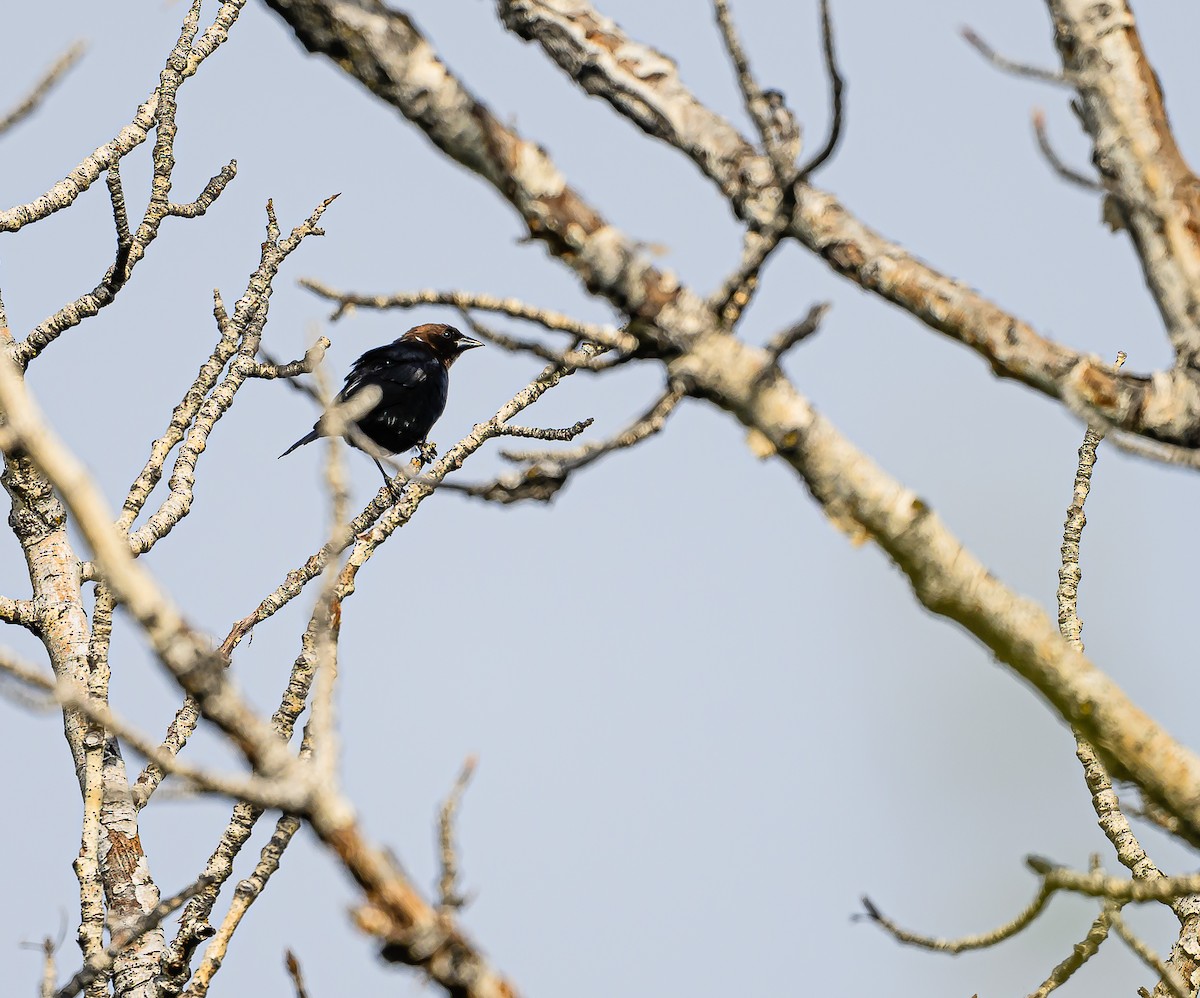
218,345,605,653
1057,352,1124,648
712,0,798,185
756,302,830,382
455,309,601,368
0,349,312,805
796,0,845,180
1026,906,1113,998
1108,431,1200,468
858,886,1053,953
168,351,603,991
0,650,297,808
53,877,213,998
166,160,239,218
284,950,311,998
453,384,685,505
1051,350,1197,987
11,3,241,366
251,338,331,380
438,756,477,913
496,419,593,441
961,27,1073,85
309,352,353,789
183,814,303,998
300,280,632,350
708,218,792,328
1033,109,1106,192
501,386,681,466
1109,911,1191,998
0,41,85,137
1028,856,1200,903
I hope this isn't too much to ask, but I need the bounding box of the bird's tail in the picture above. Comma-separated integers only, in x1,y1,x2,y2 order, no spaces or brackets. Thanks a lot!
279,429,319,459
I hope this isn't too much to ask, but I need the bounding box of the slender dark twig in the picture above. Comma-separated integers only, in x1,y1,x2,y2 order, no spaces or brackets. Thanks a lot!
961,27,1073,86
1033,110,1105,192
797,0,845,180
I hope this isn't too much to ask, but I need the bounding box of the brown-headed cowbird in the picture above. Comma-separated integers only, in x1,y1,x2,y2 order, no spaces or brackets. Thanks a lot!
279,323,483,482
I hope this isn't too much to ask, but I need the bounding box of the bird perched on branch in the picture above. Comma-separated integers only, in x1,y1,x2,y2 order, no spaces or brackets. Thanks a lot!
280,323,483,485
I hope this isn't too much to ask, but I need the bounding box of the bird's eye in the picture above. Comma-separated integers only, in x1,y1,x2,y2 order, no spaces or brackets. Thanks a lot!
442,329,454,339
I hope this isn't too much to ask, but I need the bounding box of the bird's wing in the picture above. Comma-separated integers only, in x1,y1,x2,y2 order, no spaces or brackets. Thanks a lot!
337,346,431,402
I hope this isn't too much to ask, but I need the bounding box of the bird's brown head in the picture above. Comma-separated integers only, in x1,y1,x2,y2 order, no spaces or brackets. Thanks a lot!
404,323,484,366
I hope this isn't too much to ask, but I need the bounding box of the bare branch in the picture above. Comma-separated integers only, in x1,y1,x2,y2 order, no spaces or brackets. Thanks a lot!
1028,857,1200,904
250,338,331,380
105,164,133,290
455,310,588,368
670,330,1200,843
960,27,1072,85
757,302,830,378
0,2,244,235
218,342,604,657
437,756,477,913
864,848,1200,998
11,1,243,367
0,41,85,138
126,196,337,558
0,653,297,809
284,950,311,998
796,0,845,180
300,279,631,349
711,0,799,185
54,877,214,998
0,647,59,700
496,418,593,441
477,0,1200,445
1056,354,1126,650
309,357,354,791
708,218,792,328
0,351,308,792
452,383,684,505
1109,911,1191,998
0,595,40,632
1053,351,1200,989
1047,0,1200,366
166,160,239,218
182,815,302,998
1033,109,1106,193
1027,906,1112,998
858,886,1053,953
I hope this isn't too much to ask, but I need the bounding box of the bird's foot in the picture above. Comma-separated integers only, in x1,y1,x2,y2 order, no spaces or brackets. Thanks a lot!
373,457,405,502
417,440,438,465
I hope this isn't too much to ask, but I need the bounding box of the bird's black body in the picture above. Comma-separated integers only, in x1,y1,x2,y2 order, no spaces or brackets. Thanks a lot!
280,323,483,473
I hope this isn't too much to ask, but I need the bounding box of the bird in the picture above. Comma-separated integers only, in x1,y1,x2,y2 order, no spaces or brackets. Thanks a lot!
279,323,483,486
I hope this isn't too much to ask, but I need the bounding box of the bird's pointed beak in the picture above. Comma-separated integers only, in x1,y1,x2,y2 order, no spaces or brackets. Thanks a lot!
457,336,484,351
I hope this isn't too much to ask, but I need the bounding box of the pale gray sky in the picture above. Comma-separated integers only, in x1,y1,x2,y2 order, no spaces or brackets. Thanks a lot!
3,2,1200,995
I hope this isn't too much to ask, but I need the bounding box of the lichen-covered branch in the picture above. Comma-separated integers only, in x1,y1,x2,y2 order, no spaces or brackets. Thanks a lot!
0,1,245,236
492,0,1200,449
1047,0,1200,366
262,0,1200,845
5,3,243,375
2,331,524,997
